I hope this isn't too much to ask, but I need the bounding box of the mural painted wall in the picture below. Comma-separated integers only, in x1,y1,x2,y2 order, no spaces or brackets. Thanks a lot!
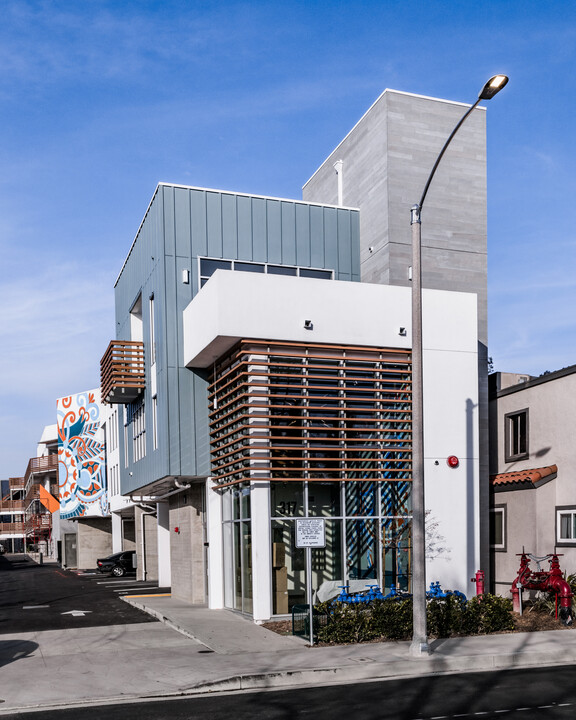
57,389,109,519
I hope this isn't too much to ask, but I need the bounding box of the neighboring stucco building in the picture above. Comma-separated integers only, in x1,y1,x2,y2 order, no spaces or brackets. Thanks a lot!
489,367,576,595
100,180,481,621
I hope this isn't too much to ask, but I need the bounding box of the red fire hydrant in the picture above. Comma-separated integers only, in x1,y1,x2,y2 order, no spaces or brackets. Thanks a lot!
470,570,485,596
511,552,573,625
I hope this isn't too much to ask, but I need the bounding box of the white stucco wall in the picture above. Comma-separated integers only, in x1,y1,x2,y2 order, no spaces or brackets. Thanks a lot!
186,271,479,604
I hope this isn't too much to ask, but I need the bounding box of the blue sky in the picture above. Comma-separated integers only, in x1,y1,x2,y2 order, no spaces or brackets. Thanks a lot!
1,0,575,477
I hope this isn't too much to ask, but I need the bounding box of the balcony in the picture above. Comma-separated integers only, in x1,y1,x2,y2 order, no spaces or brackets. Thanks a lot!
0,499,25,512
9,477,24,491
24,456,58,488
0,521,24,534
101,341,145,404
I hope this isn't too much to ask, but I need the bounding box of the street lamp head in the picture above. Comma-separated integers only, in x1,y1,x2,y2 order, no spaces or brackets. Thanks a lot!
478,74,509,100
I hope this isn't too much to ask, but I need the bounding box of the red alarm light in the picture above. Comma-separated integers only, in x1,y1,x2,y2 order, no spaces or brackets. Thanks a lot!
447,455,459,468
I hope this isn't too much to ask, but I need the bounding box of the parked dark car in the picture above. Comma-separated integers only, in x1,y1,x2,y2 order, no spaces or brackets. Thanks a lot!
96,551,136,577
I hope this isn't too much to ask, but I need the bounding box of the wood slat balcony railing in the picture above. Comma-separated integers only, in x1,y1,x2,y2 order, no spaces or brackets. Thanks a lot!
9,477,24,491
24,456,58,486
0,522,25,533
0,499,25,512
101,340,145,404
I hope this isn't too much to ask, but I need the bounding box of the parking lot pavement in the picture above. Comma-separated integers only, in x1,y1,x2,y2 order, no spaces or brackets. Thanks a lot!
0,554,160,633
71,568,171,597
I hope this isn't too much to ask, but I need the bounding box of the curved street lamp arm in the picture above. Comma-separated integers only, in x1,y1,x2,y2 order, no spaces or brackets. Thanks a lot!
418,98,481,212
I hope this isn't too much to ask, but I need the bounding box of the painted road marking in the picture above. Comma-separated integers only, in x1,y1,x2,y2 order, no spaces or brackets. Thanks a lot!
22,605,50,609
126,593,172,598
61,610,93,616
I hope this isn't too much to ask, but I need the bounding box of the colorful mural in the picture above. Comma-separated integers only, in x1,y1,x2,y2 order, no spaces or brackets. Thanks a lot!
57,390,109,519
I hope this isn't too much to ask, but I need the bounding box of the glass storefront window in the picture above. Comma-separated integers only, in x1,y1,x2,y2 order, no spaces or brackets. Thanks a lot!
272,519,305,613
382,517,411,592
381,480,411,517
346,518,377,580
308,482,341,517
271,482,304,517
345,482,377,516
311,519,343,589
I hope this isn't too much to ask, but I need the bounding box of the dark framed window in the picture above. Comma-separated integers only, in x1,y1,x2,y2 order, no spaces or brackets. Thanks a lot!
504,409,529,462
490,505,506,551
557,506,576,545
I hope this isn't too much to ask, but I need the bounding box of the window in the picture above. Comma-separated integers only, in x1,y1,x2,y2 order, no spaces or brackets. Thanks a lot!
129,399,146,463
149,294,156,365
505,409,529,461
198,257,334,287
490,505,506,550
557,507,576,545
130,294,143,342
152,395,158,451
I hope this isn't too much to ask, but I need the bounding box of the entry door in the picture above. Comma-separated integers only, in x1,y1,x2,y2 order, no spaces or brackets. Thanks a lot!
64,533,77,568
224,521,253,614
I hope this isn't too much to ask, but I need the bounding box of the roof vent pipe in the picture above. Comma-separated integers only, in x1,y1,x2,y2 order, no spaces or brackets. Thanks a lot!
333,159,344,206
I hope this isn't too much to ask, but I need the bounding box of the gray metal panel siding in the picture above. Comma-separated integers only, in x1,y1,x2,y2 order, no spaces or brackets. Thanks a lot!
190,190,208,260
221,193,238,259
116,185,360,495
206,192,223,257
251,197,267,261
237,195,253,259
309,205,324,268
295,203,311,267
281,202,297,266
175,187,191,257
266,200,282,264
337,208,352,279
323,207,338,273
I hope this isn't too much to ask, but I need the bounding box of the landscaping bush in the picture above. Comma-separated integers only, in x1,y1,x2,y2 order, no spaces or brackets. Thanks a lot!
371,598,413,640
315,601,377,644
426,594,466,638
462,594,514,635
315,592,514,644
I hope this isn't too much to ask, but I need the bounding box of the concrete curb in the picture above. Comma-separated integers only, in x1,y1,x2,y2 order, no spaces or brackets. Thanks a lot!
123,597,210,645
2,649,574,717
182,650,576,695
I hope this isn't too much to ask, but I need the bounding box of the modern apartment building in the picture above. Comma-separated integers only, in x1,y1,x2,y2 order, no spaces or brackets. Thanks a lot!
101,176,480,621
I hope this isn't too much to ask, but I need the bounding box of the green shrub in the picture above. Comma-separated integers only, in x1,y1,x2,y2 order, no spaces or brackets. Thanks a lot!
314,592,514,644
371,598,413,640
426,594,466,638
462,594,514,634
316,601,377,644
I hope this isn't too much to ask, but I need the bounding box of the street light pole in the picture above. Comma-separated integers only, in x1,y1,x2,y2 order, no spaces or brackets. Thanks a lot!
409,75,508,657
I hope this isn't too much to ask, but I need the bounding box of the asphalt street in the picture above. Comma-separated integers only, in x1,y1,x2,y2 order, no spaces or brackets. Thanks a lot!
0,554,166,632
2,667,576,719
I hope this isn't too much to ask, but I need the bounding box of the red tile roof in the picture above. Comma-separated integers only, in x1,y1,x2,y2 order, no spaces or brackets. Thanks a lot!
490,464,557,489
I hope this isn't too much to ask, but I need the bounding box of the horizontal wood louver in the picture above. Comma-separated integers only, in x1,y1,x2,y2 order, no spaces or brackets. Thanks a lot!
209,340,412,488
100,341,145,404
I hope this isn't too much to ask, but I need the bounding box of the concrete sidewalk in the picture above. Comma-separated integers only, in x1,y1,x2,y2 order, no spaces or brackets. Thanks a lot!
2,593,576,714
124,595,576,688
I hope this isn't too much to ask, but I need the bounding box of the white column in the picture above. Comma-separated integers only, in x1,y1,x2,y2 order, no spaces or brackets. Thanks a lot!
207,479,224,609
112,512,123,553
251,481,272,622
157,502,171,587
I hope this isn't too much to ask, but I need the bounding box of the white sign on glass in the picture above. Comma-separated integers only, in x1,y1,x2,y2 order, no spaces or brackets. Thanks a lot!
295,518,326,548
